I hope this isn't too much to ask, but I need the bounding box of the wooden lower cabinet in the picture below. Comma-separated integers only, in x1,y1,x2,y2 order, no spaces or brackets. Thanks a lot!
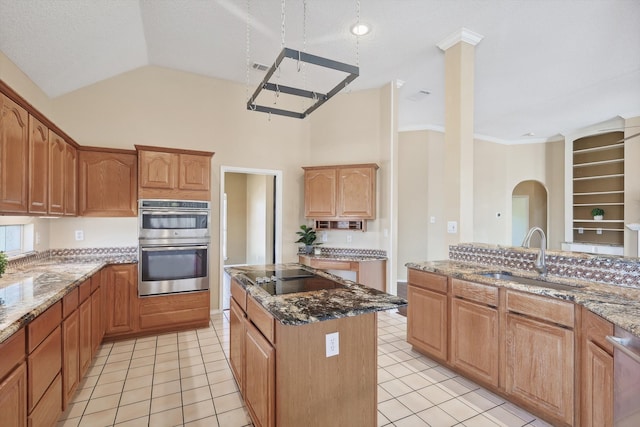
61,310,80,410
505,313,574,426
407,285,448,361
78,299,92,378
244,321,275,427
138,291,210,332
91,287,103,357
28,374,61,427
104,264,138,338
0,362,27,427
299,255,387,291
229,299,246,394
581,308,614,427
450,298,499,386
27,325,62,425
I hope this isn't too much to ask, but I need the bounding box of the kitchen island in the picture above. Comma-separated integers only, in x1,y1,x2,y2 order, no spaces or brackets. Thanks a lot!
225,264,406,427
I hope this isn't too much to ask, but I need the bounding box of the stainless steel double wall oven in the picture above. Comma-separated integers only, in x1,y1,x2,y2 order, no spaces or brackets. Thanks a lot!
138,199,211,296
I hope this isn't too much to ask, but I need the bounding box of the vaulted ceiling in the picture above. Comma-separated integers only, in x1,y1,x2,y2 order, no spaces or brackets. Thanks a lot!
1,0,639,142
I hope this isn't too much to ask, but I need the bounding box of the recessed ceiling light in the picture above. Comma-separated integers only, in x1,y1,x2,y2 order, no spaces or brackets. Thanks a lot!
351,23,370,36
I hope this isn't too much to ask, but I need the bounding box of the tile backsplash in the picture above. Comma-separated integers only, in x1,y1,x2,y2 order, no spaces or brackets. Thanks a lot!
449,243,640,289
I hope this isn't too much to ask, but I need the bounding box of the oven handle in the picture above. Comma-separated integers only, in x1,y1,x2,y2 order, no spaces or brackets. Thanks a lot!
141,245,209,252
606,335,640,364
141,210,207,216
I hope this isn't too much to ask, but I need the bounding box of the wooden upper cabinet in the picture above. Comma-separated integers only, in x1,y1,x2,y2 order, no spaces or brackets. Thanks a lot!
28,116,49,214
304,168,336,218
138,150,176,190
48,130,65,215
0,93,29,213
136,145,214,201
179,154,210,191
337,165,377,218
78,148,137,217
303,163,378,220
64,143,77,215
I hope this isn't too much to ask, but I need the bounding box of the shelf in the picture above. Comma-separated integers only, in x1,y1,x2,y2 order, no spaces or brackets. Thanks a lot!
573,219,624,223
573,142,624,154
573,173,624,181
573,203,623,207
573,227,624,232
314,220,366,231
574,190,624,196
573,158,623,168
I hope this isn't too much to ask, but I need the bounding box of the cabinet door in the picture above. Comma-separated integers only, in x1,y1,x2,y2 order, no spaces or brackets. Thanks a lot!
581,341,613,427
78,150,137,217
337,166,376,218
64,143,77,216
104,264,138,336
91,287,103,357
0,93,29,213
407,285,448,361
244,322,275,427
178,153,210,191
48,130,65,215
139,150,176,189
304,168,336,218
62,310,79,410
28,116,48,214
451,298,499,386
79,299,92,378
0,362,27,427
229,299,245,394
506,314,574,425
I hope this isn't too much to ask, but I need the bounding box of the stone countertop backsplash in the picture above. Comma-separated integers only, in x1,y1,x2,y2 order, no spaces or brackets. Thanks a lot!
0,247,138,344
406,243,640,338
297,246,387,261
226,263,405,326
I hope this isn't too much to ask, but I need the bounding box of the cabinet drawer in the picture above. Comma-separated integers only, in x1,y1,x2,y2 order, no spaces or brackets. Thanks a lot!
28,372,61,427
582,307,614,353
28,326,61,412
139,291,210,330
27,302,61,353
451,279,498,306
506,290,575,328
90,270,102,293
247,296,275,344
408,269,448,293
231,279,247,312
310,259,354,271
78,279,91,302
0,328,26,381
62,288,78,319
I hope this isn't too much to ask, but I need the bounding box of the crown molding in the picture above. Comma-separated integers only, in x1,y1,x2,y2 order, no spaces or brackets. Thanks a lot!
437,27,484,51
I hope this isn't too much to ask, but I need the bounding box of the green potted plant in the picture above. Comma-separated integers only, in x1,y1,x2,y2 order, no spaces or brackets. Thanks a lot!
296,224,319,254
0,251,8,278
591,208,605,220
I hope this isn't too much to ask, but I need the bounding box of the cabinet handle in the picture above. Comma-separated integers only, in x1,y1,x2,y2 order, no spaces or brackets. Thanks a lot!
606,335,640,364
142,245,208,252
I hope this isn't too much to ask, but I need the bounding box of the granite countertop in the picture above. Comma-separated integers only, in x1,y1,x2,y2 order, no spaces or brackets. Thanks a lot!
406,260,640,338
226,263,406,326
0,255,138,344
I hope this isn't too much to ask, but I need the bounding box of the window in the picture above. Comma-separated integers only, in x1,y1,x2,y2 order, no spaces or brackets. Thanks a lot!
0,224,34,257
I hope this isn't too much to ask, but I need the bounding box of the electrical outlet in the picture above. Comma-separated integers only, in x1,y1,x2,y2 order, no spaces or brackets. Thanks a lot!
430,216,436,224
346,234,352,243
75,230,84,241
596,228,603,235
326,332,339,357
322,231,328,242
447,221,457,234
35,232,40,245
578,227,584,234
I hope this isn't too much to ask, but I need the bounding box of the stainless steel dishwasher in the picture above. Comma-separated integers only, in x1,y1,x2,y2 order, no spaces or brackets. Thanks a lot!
607,327,640,427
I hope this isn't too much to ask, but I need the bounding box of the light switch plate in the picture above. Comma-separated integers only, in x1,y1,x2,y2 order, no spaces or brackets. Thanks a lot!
447,221,457,234
326,332,339,357
75,230,84,241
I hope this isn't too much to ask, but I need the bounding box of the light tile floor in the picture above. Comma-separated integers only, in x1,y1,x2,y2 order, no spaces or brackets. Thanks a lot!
57,310,552,427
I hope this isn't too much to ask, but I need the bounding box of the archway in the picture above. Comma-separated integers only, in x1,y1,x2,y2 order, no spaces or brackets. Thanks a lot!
512,181,548,247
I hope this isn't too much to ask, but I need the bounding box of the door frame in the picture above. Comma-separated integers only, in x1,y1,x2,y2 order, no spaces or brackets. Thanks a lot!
219,166,283,310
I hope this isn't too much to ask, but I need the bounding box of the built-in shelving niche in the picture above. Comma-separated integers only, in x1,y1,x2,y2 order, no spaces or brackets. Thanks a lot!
572,132,624,246
314,220,366,231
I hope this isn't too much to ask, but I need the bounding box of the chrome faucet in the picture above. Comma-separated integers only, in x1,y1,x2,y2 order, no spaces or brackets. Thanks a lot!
521,226,547,276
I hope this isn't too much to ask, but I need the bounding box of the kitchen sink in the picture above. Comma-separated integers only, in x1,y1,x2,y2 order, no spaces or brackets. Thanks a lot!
480,272,584,291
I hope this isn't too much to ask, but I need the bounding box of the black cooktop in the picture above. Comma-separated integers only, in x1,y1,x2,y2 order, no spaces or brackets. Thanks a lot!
257,276,347,296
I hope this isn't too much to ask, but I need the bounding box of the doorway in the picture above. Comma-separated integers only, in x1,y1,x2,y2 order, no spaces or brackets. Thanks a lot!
512,180,548,247
219,167,283,310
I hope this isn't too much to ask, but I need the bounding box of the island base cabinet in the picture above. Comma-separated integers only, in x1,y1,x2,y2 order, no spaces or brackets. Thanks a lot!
275,313,377,427
0,362,27,427
505,314,574,426
244,322,275,427
229,299,246,395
